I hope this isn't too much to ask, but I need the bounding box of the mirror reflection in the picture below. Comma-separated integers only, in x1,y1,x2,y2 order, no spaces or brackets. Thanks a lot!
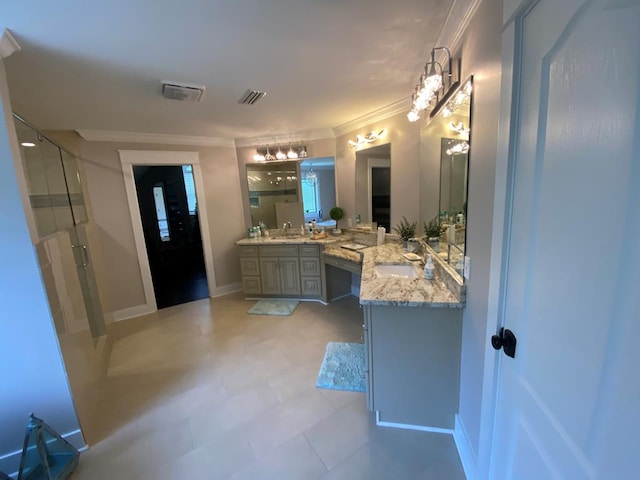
355,143,391,231
429,76,473,279
246,158,335,229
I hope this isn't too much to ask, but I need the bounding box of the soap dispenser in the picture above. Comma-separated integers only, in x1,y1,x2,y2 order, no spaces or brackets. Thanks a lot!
424,255,435,280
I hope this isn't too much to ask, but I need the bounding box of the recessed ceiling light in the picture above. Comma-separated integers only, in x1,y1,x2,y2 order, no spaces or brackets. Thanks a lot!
21,142,36,147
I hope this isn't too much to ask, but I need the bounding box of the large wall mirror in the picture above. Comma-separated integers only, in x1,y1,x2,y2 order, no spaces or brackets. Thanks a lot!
354,143,391,230
246,157,335,229
430,76,473,279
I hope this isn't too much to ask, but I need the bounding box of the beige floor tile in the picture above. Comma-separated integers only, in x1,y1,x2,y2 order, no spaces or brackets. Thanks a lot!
245,389,336,458
229,434,328,480
65,294,464,479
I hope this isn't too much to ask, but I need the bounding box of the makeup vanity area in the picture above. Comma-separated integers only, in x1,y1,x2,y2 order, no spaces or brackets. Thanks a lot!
237,75,474,432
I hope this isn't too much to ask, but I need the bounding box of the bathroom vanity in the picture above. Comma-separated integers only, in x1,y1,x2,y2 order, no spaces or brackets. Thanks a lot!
359,243,465,430
237,234,465,431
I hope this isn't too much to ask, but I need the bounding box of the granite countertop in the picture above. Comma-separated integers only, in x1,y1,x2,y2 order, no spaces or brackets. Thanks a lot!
236,233,464,308
236,233,349,246
359,243,464,308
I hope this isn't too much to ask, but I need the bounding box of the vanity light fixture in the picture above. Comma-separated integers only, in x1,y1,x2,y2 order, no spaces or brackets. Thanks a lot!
445,140,469,156
348,129,387,149
449,122,470,135
253,143,309,161
438,79,472,119
407,46,456,122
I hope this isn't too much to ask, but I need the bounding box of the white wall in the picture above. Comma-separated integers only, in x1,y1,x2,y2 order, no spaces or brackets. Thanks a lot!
0,58,83,474
454,0,503,471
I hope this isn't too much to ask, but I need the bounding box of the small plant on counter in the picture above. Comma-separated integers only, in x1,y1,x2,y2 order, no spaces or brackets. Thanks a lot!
329,206,344,233
393,216,417,241
424,216,446,239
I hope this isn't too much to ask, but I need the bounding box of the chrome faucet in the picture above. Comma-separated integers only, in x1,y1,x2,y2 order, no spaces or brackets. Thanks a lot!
282,221,292,233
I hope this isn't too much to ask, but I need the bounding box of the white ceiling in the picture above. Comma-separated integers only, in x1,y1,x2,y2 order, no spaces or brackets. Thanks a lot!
3,0,458,142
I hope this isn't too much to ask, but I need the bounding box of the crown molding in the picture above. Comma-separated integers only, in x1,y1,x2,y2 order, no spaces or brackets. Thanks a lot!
234,128,335,148
332,97,408,137
435,0,483,56
76,129,235,147
0,29,21,59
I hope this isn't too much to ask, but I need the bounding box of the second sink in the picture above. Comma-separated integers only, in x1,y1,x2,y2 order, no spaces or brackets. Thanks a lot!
374,264,419,279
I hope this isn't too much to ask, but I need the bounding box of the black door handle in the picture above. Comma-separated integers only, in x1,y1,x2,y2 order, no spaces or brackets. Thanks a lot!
491,327,517,358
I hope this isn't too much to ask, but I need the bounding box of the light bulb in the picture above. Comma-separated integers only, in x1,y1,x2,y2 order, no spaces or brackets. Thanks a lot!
407,109,420,122
276,146,287,160
287,144,298,159
253,150,265,161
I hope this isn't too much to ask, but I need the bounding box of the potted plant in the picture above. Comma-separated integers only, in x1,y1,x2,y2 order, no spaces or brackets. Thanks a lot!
329,206,344,234
424,215,445,252
393,216,417,250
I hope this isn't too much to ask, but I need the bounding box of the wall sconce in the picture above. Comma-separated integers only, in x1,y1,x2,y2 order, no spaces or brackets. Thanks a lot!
440,78,473,118
407,46,459,122
348,129,387,149
253,143,309,161
445,140,469,156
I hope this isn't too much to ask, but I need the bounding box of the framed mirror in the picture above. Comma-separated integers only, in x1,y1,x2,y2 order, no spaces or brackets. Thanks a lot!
432,76,473,279
246,157,336,229
354,143,391,231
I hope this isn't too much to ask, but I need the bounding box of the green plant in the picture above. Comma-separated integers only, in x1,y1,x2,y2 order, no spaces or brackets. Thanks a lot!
329,206,344,229
393,216,417,241
424,216,445,238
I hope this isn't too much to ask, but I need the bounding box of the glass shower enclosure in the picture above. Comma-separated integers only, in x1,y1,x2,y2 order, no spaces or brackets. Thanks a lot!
13,114,106,344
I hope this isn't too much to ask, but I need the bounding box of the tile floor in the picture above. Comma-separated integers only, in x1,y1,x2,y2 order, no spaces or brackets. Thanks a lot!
71,293,465,480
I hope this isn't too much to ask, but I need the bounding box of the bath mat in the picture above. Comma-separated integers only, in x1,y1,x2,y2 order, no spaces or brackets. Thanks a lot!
316,342,366,392
248,299,299,316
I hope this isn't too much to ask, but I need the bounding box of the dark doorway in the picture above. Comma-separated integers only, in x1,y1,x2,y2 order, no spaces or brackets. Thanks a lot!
371,167,391,231
133,165,209,309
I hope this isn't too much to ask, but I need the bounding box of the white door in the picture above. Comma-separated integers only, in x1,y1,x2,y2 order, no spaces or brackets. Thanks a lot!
491,0,640,478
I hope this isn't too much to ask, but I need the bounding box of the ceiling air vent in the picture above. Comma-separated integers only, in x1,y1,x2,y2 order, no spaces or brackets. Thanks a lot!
161,81,206,102
238,89,266,105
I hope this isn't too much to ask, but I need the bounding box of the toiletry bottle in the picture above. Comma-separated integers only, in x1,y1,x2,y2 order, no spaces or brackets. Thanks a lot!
424,255,435,280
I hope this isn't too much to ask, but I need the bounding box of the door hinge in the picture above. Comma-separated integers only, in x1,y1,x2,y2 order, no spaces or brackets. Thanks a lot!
491,327,517,358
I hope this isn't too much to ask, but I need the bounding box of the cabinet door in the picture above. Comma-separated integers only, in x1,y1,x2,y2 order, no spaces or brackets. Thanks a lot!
242,277,261,295
300,257,320,276
259,258,281,294
301,277,321,296
279,257,301,295
240,257,260,276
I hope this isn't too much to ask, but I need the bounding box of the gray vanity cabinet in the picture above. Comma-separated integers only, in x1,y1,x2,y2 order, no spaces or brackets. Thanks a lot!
259,246,301,296
299,245,322,297
363,304,463,429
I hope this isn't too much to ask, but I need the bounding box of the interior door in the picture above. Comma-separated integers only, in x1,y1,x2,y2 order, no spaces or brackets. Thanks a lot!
491,0,640,478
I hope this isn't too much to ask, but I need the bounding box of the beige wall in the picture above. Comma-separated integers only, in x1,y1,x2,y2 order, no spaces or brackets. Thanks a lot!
335,112,421,231
75,139,244,315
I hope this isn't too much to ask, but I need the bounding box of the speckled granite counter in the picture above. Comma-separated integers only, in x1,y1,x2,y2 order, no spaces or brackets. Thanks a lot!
322,243,366,264
359,243,464,308
236,234,349,246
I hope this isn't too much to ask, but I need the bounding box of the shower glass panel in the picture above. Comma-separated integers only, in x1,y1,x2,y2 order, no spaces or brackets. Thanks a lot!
13,115,105,344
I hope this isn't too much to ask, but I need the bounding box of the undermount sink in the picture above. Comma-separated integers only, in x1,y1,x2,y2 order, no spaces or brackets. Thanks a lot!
374,264,419,279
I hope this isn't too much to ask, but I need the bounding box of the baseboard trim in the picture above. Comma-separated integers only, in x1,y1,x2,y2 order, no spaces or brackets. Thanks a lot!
375,411,454,435
212,282,242,298
454,415,477,480
0,428,86,476
112,303,156,322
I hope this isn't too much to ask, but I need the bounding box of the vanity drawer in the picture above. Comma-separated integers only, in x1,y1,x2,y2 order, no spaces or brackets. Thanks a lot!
300,257,321,276
258,245,298,257
240,257,260,276
238,246,259,257
299,245,320,257
242,277,262,295
323,254,362,275
301,277,322,296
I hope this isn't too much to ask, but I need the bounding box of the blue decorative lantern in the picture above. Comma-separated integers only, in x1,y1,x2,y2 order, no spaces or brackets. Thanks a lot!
16,414,79,480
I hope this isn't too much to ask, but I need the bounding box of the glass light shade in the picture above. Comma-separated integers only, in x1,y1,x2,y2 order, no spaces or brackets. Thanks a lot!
276,147,287,160
299,145,308,158
253,151,265,161
407,109,421,122
264,146,275,161
287,145,298,159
